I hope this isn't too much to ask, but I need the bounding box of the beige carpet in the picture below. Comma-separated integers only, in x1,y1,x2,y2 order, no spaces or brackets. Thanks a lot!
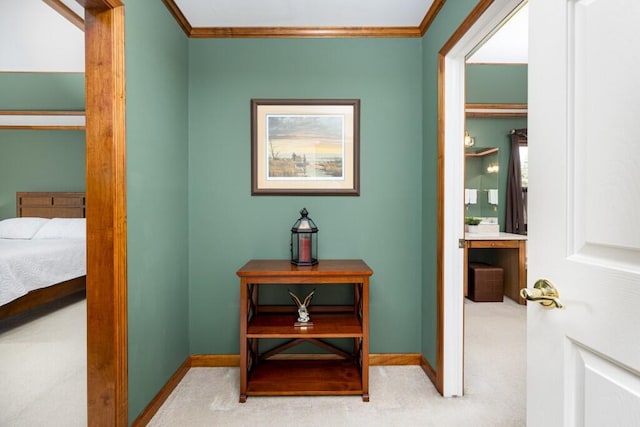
0,293,87,427
0,296,524,426
149,298,526,426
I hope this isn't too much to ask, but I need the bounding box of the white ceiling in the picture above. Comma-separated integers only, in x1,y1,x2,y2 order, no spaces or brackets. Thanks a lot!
467,3,528,64
0,0,84,72
174,0,435,27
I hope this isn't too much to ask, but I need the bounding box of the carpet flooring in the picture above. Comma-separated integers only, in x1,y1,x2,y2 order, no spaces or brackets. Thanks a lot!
0,296,525,426
149,298,526,426
0,293,87,427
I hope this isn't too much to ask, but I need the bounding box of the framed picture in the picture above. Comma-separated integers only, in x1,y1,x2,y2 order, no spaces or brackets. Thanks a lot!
251,99,360,195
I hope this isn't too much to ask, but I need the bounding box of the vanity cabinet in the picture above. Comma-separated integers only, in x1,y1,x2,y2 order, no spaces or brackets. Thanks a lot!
236,259,373,403
464,233,527,303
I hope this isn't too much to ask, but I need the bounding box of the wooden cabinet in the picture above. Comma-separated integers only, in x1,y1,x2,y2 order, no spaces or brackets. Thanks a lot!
236,259,373,403
464,233,527,304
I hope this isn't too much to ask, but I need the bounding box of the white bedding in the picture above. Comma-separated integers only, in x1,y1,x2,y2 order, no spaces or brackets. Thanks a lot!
0,237,86,307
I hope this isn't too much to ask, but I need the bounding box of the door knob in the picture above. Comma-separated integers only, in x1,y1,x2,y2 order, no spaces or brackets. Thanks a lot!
520,279,564,309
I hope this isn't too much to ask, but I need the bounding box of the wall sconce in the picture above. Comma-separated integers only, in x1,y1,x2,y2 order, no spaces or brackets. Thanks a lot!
487,163,499,174
464,131,475,148
290,208,318,266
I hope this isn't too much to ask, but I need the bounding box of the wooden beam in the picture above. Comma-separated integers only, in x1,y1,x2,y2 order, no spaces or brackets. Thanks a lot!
83,1,128,425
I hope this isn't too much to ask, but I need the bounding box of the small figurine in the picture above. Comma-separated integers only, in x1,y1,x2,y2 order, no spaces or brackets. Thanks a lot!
288,289,315,324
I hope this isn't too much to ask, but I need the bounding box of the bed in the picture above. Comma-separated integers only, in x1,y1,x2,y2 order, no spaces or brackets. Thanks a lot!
0,192,86,319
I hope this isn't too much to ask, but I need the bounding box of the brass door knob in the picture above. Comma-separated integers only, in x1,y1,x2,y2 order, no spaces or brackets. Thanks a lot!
520,279,564,309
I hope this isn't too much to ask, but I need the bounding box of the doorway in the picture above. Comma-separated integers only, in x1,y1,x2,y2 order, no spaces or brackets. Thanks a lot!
463,3,528,398
438,0,527,396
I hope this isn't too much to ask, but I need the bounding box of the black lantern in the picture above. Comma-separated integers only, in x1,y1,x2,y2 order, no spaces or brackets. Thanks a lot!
290,208,318,266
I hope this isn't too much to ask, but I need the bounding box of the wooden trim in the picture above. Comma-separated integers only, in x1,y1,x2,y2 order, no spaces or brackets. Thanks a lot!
465,103,528,118
369,353,422,365
419,0,447,36
466,111,527,118
189,354,240,367
43,0,84,31
190,26,422,39
162,0,447,39
161,0,192,36
436,52,446,396
436,0,495,397
130,358,191,427
440,0,494,55
77,0,123,8
420,355,438,385
84,2,128,426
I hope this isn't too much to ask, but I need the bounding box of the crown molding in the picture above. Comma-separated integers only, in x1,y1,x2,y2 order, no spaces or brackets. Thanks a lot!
163,0,446,38
419,0,446,36
190,26,422,38
162,0,192,36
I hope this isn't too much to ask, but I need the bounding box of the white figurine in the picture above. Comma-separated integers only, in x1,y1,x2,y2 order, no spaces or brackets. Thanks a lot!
288,289,315,324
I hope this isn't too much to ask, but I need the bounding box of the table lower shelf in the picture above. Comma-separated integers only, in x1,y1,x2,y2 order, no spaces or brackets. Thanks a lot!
243,359,368,402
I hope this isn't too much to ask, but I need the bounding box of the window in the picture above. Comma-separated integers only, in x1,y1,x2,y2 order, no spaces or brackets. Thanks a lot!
519,145,528,188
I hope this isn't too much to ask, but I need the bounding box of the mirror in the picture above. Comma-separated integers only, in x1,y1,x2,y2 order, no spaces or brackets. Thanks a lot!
465,147,499,219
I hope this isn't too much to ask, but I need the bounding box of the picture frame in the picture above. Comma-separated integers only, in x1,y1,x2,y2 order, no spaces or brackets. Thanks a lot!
251,99,360,196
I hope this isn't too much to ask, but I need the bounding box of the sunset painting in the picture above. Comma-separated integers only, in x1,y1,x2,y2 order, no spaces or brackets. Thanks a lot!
266,115,345,180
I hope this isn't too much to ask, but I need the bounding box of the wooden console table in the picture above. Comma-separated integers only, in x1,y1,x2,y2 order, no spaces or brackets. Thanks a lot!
464,233,527,304
236,259,373,402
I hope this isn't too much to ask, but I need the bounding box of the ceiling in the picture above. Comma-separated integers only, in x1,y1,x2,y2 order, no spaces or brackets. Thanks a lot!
173,0,436,28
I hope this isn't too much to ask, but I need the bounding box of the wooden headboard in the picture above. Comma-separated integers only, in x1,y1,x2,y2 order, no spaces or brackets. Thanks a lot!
16,192,86,218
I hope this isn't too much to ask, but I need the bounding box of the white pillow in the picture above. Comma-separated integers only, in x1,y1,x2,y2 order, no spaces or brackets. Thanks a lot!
0,217,50,239
32,218,86,240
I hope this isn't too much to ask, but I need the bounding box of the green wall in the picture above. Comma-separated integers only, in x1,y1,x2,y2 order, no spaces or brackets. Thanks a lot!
0,72,84,109
0,72,85,219
125,0,190,422
466,64,527,104
420,0,479,370
0,130,85,218
188,38,423,355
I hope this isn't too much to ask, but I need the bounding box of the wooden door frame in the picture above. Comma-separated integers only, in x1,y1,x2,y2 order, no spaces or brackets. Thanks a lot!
437,0,524,396
80,0,128,425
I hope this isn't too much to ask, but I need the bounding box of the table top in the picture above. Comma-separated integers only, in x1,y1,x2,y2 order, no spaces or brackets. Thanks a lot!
236,259,373,277
465,232,527,241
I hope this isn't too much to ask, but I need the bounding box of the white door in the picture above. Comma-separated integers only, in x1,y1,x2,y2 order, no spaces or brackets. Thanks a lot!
527,0,640,425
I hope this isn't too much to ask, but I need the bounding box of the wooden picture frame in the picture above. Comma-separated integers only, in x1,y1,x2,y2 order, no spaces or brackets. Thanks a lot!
251,99,360,195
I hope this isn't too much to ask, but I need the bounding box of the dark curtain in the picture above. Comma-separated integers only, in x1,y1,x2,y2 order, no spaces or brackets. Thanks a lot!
506,128,527,234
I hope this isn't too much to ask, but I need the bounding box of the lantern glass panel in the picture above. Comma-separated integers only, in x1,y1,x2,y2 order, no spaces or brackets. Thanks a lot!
290,208,318,265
